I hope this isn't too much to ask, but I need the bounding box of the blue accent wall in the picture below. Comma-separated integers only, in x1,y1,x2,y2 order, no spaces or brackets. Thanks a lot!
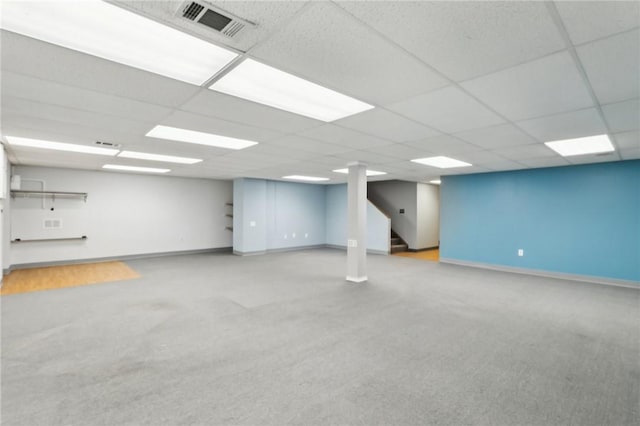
440,160,640,282
233,178,326,254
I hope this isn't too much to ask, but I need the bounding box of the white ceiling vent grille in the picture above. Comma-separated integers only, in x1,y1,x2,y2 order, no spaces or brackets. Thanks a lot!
177,1,255,39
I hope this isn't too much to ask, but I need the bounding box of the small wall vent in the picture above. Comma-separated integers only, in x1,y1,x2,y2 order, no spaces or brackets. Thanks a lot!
177,1,255,38
44,219,62,229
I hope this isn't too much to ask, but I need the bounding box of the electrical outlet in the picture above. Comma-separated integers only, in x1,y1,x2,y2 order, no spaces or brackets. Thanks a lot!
292,232,296,238
249,221,256,227
305,233,308,238
284,234,287,239
518,249,524,257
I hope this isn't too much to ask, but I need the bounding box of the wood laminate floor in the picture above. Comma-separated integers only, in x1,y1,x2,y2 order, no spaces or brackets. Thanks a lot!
1,261,140,296
393,248,439,262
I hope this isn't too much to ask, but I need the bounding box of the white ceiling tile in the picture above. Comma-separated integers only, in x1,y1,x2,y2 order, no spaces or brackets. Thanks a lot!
334,109,440,143
516,157,571,169
1,71,172,123
1,30,200,107
267,135,352,155
0,116,141,148
577,29,640,104
2,97,153,134
555,1,640,45
250,2,448,105
602,98,640,132
455,123,538,149
179,90,322,134
389,86,505,133
405,135,483,156
159,110,283,143
453,150,511,166
244,143,318,161
337,1,565,81
332,150,398,165
566,152,619,165
299,124,392,150
493,143,557,161
461,51,594,121
480,159,526,171
517,108,607,142
620,148,640,160
613,131,640,150
367,143,433,161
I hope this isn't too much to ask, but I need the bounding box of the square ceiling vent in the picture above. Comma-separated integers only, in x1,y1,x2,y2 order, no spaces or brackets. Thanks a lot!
177,1,256,38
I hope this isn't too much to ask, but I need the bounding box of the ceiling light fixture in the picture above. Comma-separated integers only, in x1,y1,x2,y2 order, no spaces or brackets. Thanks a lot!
6,136,118,156
282,175,330,182
544,134,614,156
210,58,374,122
429,179,441,185
118,151,202,164
332,168,387,176
146,125,258,150
1,0,238,85
103,164,170,174
411,156,472,168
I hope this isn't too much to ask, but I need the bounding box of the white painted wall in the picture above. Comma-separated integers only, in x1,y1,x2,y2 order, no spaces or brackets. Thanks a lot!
0,148,8,278
368,180,418,248
9,166,232,266
417,183,440,249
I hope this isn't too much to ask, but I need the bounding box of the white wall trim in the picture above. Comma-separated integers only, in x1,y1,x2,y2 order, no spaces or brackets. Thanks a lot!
439,257,640,289
6,247,231,272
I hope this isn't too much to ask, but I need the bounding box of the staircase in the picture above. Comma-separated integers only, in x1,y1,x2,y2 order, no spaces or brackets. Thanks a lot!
390,230,408,254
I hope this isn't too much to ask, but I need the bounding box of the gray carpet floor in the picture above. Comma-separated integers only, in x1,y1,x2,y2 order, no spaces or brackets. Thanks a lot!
1,248,638,426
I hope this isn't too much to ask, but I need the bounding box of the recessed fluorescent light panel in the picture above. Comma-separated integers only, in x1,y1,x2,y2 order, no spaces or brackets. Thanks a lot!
146,125,258,150
411,156,472,168
544,134,614,157
1,0,238,85
103,165,170,174
118,151,202,164
6,136,118,156
210,59,374,122
283,175,330,182
332,168,387,176
429,180,441,185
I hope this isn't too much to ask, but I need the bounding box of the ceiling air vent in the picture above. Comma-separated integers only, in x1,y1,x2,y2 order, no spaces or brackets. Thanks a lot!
177,1,255,38
95,141,121,148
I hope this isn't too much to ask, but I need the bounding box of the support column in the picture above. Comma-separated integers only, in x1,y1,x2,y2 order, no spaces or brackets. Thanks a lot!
347,162,367,282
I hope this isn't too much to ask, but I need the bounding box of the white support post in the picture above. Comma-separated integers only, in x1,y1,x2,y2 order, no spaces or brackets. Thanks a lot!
346,162,367,282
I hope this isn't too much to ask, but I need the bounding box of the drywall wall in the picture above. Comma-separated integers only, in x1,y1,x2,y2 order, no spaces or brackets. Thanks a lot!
325,184,390,253
440,160,640,283
368,180,417,248
233,178,326,254
10,166,233,266
0,148,7,278
417,183,440,249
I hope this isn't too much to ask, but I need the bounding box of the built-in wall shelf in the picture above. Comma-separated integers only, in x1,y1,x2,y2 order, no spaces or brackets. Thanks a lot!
11,235,88,243
225,202,233,232
11,190,88,202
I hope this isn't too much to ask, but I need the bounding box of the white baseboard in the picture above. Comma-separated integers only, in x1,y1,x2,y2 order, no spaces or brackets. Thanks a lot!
439,257,639,289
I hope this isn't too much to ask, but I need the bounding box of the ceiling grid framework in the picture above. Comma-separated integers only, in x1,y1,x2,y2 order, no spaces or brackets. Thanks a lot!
1,0,638,183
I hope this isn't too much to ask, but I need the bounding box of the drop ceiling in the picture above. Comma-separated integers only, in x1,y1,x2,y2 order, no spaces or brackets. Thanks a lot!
1,0,638,184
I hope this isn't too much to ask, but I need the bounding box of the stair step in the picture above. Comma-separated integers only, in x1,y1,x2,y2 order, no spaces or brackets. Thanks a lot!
391,237,402,244
391,244,408,253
